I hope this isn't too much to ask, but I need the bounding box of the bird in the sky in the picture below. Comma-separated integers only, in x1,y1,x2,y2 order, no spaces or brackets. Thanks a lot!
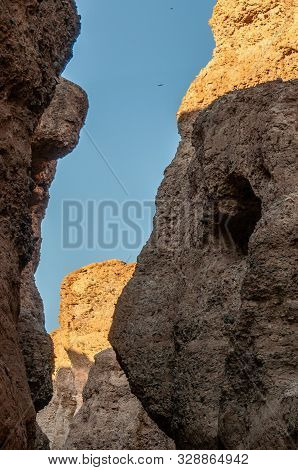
157,84,166,87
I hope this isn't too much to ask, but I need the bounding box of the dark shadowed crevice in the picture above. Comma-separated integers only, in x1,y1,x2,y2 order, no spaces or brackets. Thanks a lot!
216,174,262,255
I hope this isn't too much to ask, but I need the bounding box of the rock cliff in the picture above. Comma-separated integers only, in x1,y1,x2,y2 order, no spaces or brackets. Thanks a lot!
19,78,88,414
65,349,175,450
179,0,297,118
0,0,87,449
110,0,298,450
38,260,174,450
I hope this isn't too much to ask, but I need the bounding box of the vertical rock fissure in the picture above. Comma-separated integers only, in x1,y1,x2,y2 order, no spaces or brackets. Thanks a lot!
110,0,298,448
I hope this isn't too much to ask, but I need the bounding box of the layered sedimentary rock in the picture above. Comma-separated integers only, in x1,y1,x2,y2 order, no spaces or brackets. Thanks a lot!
38,260,174,449
0,0,86,449
110,0,298,450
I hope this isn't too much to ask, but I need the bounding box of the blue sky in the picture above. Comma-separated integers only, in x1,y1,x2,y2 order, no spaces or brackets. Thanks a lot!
36,0,216,331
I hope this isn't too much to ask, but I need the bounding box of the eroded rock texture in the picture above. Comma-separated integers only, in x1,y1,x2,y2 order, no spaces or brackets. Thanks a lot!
19,78,88,413
38,260,174,449
179,0,297,117
53,260,136,370
65,349,176,450
0,0,86,449
110,0,298,451
38,260,135,449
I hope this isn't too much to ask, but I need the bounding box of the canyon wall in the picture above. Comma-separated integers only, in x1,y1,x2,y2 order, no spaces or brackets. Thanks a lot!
19,78,88,414
110,0,298,449
0,0,87,449
65,348,175,450
38,260,175,450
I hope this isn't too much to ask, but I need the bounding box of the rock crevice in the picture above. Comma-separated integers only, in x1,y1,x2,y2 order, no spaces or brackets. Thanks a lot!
110,0,298,450
37,261,175,450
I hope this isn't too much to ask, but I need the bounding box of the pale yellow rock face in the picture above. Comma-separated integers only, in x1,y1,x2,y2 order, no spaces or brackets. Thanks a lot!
179,0,298,119
51,260,136,373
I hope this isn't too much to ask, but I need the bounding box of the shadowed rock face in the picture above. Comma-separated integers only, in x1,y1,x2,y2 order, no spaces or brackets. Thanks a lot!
19,78,88,414
110,0,298,451
0,0,86,449
37,367,79,450
38,261,174,450
65,349,176,450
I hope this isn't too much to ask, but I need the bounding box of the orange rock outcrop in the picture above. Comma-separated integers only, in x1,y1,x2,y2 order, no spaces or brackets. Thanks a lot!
179,0,297,119
38,260,174,449
52,260,136,372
